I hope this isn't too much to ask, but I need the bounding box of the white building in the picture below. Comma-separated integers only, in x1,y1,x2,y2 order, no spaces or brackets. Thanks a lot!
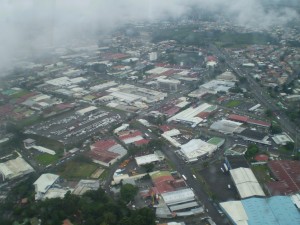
210,120,244,134
33,173,60,200
230,167,265,199
272,133,294,145
0,157,34,181
149,52,158,61
76,106,98,116
135,151,165,166
179,139,217,162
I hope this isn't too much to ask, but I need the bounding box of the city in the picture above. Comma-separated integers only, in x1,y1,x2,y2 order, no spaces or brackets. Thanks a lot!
0,1,300,225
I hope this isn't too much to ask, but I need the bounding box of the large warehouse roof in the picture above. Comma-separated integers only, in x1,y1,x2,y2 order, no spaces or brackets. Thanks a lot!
179,139,217,162
210,119,243,134
135,154,160,166
221,196,300,225
168,103,214,126
0,157,34,180
34,173,59,194
230,168,265,199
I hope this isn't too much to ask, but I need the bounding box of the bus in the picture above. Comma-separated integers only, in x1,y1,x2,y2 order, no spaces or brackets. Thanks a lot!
182,174,187,180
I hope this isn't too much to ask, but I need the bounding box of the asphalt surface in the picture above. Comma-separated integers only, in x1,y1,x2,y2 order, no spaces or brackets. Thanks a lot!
210,44,300,148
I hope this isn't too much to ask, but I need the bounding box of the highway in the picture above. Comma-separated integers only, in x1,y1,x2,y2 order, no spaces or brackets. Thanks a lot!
210,44,300,148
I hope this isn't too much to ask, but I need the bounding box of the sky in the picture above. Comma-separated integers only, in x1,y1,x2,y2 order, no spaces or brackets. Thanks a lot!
0,0,299,73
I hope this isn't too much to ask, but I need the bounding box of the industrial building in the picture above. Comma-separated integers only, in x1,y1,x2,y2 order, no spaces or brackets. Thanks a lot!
220,196,300,225
88,139,127,167
34,173,61,200
0,157,34,181
168,103,216,127
178,139,217,162
230,167,265,199
266,160,300,195
210,119,244,134
76,106,98,116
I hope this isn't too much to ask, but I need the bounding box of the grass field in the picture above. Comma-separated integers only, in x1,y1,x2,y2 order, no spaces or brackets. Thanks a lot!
35,154,60,166
226,100,241,108
251,164,272,184
58,161,98,179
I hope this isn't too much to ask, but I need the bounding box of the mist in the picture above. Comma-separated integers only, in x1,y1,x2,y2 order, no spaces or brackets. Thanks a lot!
0,0,299,73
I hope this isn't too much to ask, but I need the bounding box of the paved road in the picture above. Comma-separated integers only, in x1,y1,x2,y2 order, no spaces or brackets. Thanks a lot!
210,44,300,148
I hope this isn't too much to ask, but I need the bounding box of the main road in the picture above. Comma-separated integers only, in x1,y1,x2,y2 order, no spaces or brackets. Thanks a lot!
210,44,300,148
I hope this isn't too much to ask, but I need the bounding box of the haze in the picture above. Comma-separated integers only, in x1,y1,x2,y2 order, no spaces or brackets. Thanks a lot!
0,0,299,73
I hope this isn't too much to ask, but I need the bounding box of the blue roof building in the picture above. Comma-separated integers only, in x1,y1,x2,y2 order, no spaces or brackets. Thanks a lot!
220,196,300,225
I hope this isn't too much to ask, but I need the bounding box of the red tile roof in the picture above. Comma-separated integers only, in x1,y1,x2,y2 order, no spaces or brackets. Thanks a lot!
135,139,150,146
91,139,117,151
119,131,142,140
228,114,249,123
247,118,271,127
267,160,300,195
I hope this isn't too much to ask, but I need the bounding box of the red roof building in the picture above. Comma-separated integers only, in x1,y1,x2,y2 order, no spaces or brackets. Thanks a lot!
267,160,300,195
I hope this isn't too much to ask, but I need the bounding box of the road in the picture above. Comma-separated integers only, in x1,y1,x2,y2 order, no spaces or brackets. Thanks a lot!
210,44,300,148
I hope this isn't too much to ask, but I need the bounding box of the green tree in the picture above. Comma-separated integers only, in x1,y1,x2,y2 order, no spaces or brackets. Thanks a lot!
285,142,295,151
270,123,282,134
142,163,155,173
245,144,259,159
265,109,273,118
120,184,138,203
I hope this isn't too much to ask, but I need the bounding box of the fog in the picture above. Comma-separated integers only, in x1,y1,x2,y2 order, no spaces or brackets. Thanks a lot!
0,0,299,72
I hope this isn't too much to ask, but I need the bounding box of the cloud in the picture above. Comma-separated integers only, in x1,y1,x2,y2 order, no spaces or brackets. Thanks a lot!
0,0,298,72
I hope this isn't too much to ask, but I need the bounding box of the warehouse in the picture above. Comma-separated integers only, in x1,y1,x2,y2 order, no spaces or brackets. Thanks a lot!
179,139,217,162
168,103,214,127
34,173,60,200
210,119,244,134
220,196,300,225
76,106,98,116
135,151,165,166
0,157,34,181
230,167,265,199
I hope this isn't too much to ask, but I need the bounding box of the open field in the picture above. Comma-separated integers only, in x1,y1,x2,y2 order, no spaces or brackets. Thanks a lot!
58,161,99,179
226,100,241,108
35,154,60,166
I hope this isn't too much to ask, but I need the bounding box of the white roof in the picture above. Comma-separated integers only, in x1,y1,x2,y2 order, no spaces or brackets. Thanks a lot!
135,154,160,166
43,188,70,200
220,201,249,225
272,133,294,145
168,103,212,125
34,173,59,194
201,80,235,94
76,106,97,115
32,146,56,155
146,67,170,74
90,81,118,91
123,135,144,144
230,168,265,199
0,157,34,179
162,188,195,206
210,119,243,134
180,139,217,161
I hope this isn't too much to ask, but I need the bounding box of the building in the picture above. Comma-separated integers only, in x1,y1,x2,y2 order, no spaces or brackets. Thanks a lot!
272,133,294,145
225,145,248,156
157,78,181,91
168,103,216,127
220,196,300,225
23,138,36,149
149,52,158,61
88,139,127,167
266,160,300,195
135,151,165,166
210,119,244,134
76,106,98,116
72,180,100,196
0,157,34,181
179,139,217,162
34,173,60,200
225,155,250,169
238,129,271,145
230,167,265,199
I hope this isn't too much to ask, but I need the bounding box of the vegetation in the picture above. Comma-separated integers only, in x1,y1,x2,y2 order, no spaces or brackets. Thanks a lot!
142,163,155,173
120,184,138,203
226,100,241,108
245,144,259,159
34,154,60,166
270,123,282,134
57,160,98,179
0,181,155,225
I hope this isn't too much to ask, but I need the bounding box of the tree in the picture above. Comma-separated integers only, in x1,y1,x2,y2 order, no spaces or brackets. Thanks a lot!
265,109,273,118
142,163,155,173
120,184,138,203
270,123,282,134
285,142,295,151
245,144,259,159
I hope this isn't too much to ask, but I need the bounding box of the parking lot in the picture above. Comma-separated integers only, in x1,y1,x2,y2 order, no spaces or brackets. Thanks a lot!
25,107,126,145
198,161,238,202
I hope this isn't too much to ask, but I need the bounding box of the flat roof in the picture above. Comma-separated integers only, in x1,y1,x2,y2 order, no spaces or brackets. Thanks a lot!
169,201,199,211
180,139,217,161
0,157,34,179
135,154,160,166
34,173,59,193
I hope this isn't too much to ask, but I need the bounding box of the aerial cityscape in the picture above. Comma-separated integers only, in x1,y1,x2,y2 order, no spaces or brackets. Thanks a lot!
0,1,300,225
